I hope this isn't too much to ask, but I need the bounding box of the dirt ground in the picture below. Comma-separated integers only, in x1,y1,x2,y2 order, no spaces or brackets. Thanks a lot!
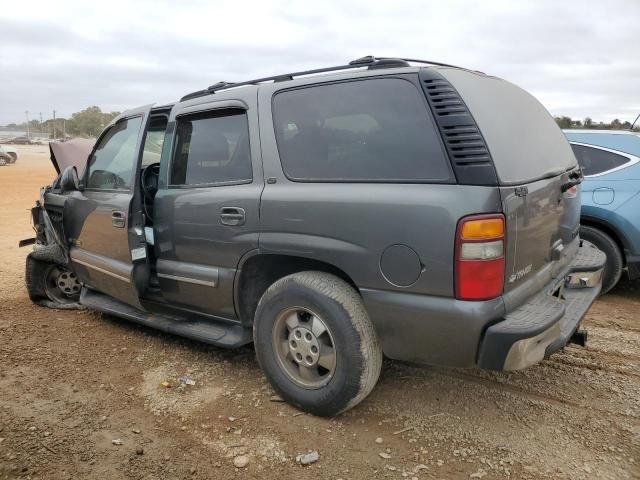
0,145,638,480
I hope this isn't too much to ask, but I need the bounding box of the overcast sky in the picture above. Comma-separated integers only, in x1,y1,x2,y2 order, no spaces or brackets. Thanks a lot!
0,0,638,126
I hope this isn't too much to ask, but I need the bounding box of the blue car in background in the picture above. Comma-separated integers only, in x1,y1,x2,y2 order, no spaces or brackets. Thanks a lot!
564,129,640,293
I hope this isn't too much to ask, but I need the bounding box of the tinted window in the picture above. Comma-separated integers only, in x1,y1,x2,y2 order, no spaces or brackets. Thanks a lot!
272,78,451,182
564,132,640,157
570,144,629,176
440,68,577,184
171,110,252,186
86,116,142,190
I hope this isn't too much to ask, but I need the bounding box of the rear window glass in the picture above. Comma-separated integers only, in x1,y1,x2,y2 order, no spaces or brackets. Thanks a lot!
439,68,577,184
272,78,451,182
570,144,630,176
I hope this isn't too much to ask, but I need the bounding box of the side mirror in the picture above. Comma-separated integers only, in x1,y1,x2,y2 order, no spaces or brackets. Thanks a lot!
60,166,80,192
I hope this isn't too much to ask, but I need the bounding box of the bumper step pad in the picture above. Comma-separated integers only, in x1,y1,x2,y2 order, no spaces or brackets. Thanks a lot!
477,242,605,371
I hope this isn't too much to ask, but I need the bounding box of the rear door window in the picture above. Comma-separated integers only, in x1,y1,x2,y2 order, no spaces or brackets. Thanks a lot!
570,144,630,176
272,78,452,182
170,110,252,186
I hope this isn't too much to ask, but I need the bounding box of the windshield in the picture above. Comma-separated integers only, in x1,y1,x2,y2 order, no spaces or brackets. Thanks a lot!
141,128,166,167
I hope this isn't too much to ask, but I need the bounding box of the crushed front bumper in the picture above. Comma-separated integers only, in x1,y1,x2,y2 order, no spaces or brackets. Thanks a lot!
477,242,605,371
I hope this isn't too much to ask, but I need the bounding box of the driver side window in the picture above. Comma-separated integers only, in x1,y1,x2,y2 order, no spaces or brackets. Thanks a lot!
86,116,143,190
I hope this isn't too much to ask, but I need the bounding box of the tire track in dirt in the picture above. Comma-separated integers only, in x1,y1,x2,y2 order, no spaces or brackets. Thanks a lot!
433,368,640,424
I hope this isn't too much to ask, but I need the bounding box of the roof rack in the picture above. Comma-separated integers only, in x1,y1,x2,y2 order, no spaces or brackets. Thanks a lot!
180,56,470,101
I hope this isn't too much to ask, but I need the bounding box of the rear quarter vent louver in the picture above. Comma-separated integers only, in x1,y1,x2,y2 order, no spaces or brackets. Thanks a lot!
420,69,498,186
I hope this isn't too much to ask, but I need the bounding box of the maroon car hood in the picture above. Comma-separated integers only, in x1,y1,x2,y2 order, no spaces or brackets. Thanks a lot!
49,138,95,174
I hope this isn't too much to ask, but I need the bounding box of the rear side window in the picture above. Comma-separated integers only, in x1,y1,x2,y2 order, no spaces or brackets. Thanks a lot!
570,144,629,176
170,110,252,186
272,78,451,182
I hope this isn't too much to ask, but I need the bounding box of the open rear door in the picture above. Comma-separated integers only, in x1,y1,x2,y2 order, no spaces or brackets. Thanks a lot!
62,105,154,310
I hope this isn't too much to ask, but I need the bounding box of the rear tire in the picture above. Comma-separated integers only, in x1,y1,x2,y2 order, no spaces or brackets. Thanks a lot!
0,153,9,166
253,271,382,417
579,225,623,294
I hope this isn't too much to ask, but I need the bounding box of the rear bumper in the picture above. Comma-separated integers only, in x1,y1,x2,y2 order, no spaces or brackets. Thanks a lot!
477,242,605,370
363,242,604,370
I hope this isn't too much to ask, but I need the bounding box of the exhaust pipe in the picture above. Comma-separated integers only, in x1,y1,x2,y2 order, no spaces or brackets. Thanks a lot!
569,329,588,347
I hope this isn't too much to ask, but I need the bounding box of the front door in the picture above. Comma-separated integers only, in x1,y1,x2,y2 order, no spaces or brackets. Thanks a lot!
153,90,263,319
66,106,152,309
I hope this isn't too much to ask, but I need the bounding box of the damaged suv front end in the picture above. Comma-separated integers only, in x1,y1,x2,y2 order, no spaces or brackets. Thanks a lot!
22,139,94,308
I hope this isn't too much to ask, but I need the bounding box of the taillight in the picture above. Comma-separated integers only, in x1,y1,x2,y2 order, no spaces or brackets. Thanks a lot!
564,185,578,199
455,214,505,301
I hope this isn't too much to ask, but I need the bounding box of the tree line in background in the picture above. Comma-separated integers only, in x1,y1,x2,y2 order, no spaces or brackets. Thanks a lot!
2,108,638,138
554,116,640,131
1,106,120,138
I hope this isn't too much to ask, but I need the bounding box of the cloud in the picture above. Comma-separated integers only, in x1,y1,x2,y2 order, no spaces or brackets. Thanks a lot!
0,0,638,124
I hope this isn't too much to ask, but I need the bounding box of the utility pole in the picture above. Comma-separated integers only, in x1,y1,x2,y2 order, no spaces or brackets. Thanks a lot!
25,111,30,139
63,119,66,138
52,110,56,139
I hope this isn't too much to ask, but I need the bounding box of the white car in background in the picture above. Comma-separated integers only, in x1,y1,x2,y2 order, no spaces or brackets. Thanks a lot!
0,145,18,165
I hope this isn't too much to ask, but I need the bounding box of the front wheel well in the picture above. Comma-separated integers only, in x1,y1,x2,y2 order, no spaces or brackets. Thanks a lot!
235,254,358,326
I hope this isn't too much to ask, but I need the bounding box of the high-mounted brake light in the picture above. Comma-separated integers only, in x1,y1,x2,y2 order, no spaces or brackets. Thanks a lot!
455,214,505,301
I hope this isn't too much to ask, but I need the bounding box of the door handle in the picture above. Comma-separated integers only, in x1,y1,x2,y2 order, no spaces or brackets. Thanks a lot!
111,210,126,228
220,207,245,226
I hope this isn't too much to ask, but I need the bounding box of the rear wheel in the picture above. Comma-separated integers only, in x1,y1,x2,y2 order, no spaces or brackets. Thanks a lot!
580,225,623,294
26,256,82,306
253,271,382,416
0,153,9,166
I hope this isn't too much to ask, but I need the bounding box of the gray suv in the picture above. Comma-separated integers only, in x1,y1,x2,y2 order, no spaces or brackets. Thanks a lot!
24,57,604,416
